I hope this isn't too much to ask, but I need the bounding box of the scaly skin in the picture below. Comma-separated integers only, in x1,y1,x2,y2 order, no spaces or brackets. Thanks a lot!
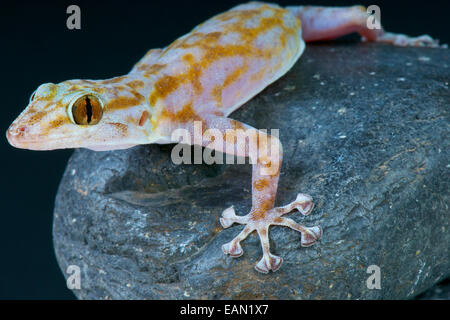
7,2,442,273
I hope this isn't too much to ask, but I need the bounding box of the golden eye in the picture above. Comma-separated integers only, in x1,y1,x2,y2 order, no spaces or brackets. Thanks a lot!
70,95,103,125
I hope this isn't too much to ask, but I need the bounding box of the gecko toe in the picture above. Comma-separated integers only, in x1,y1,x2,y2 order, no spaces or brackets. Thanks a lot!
220,217,233,229
220,206,237,228
301,226,322,247
220,206,249,228
222,241,243,257
294,193,314,216
255,254,283,273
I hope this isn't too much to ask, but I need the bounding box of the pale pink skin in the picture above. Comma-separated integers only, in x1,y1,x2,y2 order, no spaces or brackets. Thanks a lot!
6,3,442,273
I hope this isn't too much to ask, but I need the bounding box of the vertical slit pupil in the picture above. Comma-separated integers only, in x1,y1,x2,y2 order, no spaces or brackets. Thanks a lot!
85,96,93,123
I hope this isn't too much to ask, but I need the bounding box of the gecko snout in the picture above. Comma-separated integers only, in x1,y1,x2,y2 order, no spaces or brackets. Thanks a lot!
6,124,28,148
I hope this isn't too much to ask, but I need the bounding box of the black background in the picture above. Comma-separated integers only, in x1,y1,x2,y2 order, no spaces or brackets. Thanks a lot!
1,0,448,299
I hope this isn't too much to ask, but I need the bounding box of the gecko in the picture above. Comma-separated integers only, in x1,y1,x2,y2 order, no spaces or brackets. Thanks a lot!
7,2,442,273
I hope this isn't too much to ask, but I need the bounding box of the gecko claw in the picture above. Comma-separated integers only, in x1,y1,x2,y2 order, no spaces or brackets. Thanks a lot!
255,254,283,274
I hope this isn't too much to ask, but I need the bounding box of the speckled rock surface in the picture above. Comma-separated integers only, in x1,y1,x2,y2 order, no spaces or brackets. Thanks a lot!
53,43,449,299
416,278,450,300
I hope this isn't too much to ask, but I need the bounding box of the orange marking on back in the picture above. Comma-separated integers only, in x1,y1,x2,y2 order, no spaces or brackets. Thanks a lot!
149,75,180,106
215,5,296,49
138,110,149,126
154,102,204,130
169,102,202,122
182,53,203,93
223,64,249,88
142,63,167,78
150,44,253,106
211,86,222,107
215,7,262,23
250,67,267,82
149,5,299,108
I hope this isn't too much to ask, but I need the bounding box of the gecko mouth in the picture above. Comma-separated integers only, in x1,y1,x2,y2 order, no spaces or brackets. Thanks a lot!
6,124,77,150
7,133,84,150
6,125,137,151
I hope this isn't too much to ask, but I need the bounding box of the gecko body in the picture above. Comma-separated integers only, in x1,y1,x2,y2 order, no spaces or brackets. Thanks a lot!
7,2,441,273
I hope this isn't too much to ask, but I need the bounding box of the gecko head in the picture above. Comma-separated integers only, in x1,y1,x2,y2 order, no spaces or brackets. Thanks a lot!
7,78,152,151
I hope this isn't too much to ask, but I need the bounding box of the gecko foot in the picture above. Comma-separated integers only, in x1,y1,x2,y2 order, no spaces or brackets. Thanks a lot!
373,32,445,48
220,193,322,273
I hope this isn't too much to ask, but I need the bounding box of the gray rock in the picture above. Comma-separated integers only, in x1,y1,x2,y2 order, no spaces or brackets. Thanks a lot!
415,278,450,300
53,43,449,299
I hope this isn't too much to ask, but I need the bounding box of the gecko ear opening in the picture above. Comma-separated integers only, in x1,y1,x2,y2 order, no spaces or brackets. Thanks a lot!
69,94,103,125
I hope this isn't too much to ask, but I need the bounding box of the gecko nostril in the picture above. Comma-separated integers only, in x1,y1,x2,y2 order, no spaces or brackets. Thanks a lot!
9,126,27,136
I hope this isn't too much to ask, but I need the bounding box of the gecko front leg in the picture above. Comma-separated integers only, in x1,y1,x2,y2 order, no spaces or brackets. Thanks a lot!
161,115,322,273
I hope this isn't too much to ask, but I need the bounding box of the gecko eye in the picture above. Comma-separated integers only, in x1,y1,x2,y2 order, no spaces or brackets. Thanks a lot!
70,95,103,125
